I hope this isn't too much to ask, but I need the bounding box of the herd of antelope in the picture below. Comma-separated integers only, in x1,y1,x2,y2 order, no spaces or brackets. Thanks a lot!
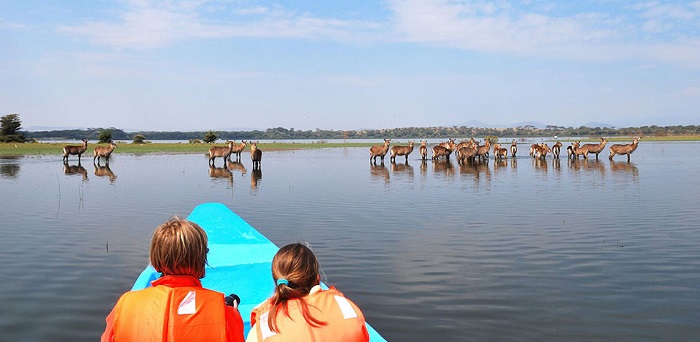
370,137,641,164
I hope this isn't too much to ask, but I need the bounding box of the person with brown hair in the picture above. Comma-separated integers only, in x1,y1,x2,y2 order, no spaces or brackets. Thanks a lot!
247,243,369,342
101,217,245,342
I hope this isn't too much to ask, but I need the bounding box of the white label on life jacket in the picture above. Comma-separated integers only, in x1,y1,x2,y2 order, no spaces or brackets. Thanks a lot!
178,291,197,315
334,295,358,320
259,312,277,340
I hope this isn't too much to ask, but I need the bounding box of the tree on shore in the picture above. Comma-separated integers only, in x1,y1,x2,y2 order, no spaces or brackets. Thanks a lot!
98,129,113,143
0,114,26,142
203,130,218,143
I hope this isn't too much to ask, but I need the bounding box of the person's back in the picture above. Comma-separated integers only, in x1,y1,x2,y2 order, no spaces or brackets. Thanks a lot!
247,243,369,342
102,218,244,342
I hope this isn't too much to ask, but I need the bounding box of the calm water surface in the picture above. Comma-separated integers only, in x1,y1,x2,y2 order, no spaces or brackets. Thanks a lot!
1,141,699,341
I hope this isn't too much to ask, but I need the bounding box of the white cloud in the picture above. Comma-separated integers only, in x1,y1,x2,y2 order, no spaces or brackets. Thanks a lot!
385,0,700,67
58,0,382,49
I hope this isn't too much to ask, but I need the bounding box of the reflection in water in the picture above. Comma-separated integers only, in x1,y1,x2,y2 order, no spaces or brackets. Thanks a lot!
94,163,117,183
390,161,414,181
251,168,262,191
0,157,20,179
432,159,455,179
209,165,233,185
510,157,518,170
370,164,389,183
227,160,247,176
493,158,508,172
609,160,639,176
63,162,88,181
532,157,548,172
458,160,491,181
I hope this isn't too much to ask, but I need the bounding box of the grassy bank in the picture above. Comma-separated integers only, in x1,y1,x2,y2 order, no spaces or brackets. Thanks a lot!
0,141,376,157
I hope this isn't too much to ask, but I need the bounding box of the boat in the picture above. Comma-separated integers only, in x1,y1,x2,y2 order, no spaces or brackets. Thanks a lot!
132,202,387,341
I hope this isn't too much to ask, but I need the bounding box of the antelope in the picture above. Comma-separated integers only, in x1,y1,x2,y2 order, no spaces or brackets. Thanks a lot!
493,143,508,160
209,141,234,167
579,138,608,160
457,143,477,165
369,139,391,164
475,139,491,161
93,141,117,165
571,141,589,159
532,143,551,159
63,139,89,163
431,145,452,160
390,141,414,163
510,140,517,157
567,143,577,159
551,141,563,159
419,140,428,160
453,138,475,159
609,137,640,161
250,141,263,169
231,140,247,161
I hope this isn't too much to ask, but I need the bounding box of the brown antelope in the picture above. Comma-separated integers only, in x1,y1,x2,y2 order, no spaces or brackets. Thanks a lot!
209,141,234,166
475,139,490,161
431,145,452,160
390,141,414,163
250,141,263,169
369,139,391,164
493,143,508,160
63,139,89,163
551,141,563,159
457,144,477,165
231,140,247,161
609,137,640,161
453,138,475,159
529,143,538,156
93,141,117,165
510,140,517,157
532,143,551,159
419,140,428,160
94,163,117,183
579,138,608,160
567,142,577,159
571,141,589,159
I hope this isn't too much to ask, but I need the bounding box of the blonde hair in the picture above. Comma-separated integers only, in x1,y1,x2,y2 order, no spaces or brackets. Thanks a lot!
150,217,208,279
268,243,328,333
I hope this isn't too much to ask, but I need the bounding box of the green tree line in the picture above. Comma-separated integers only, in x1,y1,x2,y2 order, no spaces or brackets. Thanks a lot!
19,124,700,141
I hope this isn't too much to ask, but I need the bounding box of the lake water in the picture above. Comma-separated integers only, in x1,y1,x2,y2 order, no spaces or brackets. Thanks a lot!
1,141,699,341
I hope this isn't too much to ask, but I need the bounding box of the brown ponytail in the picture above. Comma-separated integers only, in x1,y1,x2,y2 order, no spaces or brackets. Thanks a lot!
267,243,328,333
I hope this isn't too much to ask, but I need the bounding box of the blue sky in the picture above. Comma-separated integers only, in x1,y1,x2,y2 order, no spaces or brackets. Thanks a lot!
2,0,699,131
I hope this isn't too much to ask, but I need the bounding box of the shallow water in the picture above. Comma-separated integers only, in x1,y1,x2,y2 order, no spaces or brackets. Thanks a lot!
1,141,699,341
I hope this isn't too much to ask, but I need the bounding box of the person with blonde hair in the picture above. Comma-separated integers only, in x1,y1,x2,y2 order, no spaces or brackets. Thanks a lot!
102,217,245,342
247,243,369,342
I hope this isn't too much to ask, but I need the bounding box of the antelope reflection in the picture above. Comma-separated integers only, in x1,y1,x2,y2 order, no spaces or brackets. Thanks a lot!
63,161,88,181
209,165,233,186
370,164,389,184
251,168,262,190
390,161,414,179
609,160,639,177
94,163,117,183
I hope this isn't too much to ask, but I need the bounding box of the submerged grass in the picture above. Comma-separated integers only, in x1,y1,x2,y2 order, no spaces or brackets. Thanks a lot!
0,141,376,157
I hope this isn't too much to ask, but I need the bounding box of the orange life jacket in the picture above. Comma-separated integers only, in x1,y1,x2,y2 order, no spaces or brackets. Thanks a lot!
105,276,242,342
251,287,369,342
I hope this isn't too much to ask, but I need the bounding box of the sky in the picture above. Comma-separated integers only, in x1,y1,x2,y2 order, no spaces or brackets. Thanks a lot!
1,0,699,132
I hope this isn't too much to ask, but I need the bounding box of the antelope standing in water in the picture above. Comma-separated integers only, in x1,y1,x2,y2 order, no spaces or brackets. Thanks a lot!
231,140,247,161
390,141,414,163
209,141,234,167
532,143,551,159
493,143,508,160
475,139,490,161
578,138,608,160
419,140,428,160
93,141,117,165
457,141,477,165
250,141,263,169
551,141,563,159
63,139,89,163
510,140,517,157
369,139,391,164
609,137,640,161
